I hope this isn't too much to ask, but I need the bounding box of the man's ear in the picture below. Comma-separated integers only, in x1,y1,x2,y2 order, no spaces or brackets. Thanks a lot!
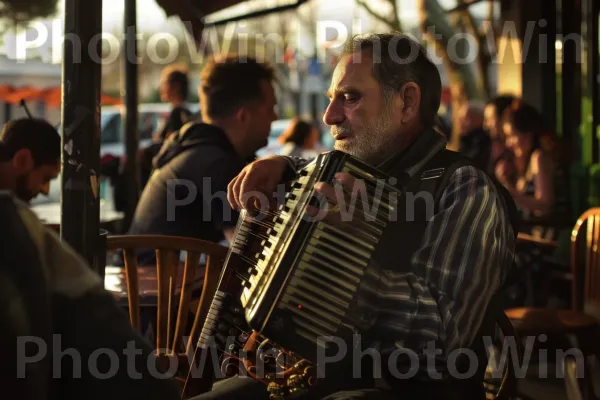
11,148,34,173
235,107,251,126
399,82,421,123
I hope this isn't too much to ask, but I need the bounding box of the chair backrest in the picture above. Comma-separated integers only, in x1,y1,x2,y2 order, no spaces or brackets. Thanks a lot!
106,235,228,355
570,207,600,318
492,311,522,400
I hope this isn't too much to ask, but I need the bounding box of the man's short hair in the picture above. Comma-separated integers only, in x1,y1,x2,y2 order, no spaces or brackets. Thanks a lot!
341,33,442,127
199,55,275,120
0,118,61,166
162,66,189,101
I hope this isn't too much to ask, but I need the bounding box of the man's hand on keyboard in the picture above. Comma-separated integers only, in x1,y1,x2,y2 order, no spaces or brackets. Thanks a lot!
228,155,289,214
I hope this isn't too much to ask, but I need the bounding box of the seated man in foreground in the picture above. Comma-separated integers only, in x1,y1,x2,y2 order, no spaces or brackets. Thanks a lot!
0,189,181,400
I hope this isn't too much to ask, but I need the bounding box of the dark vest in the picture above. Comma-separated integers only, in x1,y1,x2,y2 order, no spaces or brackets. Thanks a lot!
369,148,519,399
374,148,519,270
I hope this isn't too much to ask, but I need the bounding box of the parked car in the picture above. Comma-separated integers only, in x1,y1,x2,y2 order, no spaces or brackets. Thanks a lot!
256,119,334,158
33,114,331,205
99,103,201,157
32,103,200,205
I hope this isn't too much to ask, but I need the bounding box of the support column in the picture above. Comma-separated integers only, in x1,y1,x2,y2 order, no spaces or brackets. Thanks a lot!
122,0,140,228
60,0,102,268
497,0,557,127
560,0,582,142
584,0,599,163
3,103,10,123
522,0,557,127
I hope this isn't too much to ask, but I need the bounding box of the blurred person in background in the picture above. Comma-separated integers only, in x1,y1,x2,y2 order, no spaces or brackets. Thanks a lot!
483,95,516,175
277,117,320,158
139,66,193,187
495,101,555,220
0,118,60,203
456,100,490,170
128,56,277,264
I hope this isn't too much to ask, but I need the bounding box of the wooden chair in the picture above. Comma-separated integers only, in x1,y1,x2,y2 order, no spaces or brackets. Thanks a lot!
496,311,522,400
106,235,228,357
506,208,600,399
480,309,524,400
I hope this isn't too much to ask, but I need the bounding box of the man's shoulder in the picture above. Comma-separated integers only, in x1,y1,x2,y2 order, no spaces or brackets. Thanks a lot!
444,164,520,237
2,193,103,297
180,143,241,174
444,163,506,203
164,124,242,176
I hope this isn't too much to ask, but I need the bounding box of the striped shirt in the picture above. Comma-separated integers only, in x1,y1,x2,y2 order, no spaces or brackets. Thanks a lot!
284,146,516,377
374,165,515,372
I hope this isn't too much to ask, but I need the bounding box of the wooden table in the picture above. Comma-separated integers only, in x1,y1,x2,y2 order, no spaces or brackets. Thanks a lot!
517,232,559,249
104,265,206,306
516,232,564,307
32,202,125,231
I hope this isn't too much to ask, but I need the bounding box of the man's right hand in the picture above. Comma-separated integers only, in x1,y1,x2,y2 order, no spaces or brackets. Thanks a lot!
227,156,289,213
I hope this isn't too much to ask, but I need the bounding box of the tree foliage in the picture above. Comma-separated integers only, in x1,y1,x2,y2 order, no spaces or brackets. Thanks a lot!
356,0,498,148
0,0,58,32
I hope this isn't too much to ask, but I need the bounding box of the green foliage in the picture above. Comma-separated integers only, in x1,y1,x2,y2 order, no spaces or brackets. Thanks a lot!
0,0,58,31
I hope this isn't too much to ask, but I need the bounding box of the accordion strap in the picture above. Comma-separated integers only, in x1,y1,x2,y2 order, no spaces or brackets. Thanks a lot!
377,129,448,191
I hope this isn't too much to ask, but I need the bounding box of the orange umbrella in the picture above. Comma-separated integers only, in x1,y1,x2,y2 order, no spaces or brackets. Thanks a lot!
100,93,121,106
2,85,121,107
43,86,121,107
0,85,14,101
2,86,45,104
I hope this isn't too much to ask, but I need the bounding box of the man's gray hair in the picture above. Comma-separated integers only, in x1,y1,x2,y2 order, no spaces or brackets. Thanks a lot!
341,33,442,127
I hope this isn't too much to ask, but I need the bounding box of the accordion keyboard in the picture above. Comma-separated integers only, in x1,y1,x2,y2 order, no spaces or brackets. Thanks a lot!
239,163,315,310
231,151,400,363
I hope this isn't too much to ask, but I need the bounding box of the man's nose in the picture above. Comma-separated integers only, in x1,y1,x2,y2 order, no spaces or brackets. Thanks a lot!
323,100,344,126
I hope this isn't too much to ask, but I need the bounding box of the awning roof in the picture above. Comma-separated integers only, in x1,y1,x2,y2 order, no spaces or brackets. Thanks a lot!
155,0,307,45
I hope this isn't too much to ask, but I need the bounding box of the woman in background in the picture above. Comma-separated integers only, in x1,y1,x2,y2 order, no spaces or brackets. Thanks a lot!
495,101,555,219
483,95,516,175
278,118,320,158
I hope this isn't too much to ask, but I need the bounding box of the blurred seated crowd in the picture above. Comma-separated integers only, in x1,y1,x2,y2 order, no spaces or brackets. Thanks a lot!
450,95,572,240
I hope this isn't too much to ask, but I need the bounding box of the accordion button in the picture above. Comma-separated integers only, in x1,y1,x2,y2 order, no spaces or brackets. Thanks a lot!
278,204,291,213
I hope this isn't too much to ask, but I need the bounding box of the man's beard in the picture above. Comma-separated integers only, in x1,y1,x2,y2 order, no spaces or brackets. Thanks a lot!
332,106,397,166
15,174,34,203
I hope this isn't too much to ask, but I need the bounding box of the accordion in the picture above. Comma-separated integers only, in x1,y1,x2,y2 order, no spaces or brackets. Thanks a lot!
194,150,403,389
225,150,402,363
